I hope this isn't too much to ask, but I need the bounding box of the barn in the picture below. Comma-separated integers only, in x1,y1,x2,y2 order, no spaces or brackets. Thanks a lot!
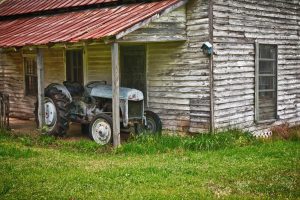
0,0,299,138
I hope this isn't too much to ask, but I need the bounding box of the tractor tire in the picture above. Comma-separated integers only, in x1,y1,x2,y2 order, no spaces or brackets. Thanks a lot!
34,87,70,137
89,114,113,145
135,110,162,135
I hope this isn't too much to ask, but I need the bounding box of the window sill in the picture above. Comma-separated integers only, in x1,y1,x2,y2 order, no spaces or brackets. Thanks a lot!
24,94,37,99
255,119,277,125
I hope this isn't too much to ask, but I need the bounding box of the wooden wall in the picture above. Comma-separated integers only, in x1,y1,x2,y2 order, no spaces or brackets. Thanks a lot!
0,48,65,119
0,51,34,119
86,44,112,84
44,49,65,86
143,0,211,132
121,6,186,42
185,0,211,132
212,0,300,132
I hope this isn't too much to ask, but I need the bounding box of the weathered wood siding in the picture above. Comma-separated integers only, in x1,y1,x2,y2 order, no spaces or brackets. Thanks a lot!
44,48,65,86
0,48,65,119
147,0,211,132
212,0,300,132
120,6,186,42
86,44,112,84
0,51,34,119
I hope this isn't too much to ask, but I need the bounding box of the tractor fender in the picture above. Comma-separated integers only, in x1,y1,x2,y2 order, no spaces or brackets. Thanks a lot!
45,83,72,102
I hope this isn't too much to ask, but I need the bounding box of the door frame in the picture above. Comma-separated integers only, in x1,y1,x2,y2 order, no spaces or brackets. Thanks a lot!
64,47,86,85
120,44,148,105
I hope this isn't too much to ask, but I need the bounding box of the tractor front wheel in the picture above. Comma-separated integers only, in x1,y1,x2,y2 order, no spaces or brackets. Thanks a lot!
89,114,113,145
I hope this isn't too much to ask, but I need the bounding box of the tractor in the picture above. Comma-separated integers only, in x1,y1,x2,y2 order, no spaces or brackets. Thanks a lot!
35,81,162,145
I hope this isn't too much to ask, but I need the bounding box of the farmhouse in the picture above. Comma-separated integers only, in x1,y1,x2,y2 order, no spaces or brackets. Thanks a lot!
0,0,299,137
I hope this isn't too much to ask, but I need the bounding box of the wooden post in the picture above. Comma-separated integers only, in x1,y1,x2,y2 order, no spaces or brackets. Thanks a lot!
111,42,121,147
208,0,215,133
37,48,45,128
254,41,259,123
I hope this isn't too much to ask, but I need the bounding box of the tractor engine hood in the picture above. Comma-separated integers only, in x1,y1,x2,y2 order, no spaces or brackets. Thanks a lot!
89,85,144,101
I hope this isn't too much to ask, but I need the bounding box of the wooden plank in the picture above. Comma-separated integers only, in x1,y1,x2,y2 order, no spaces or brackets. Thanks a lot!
86,43,112,84
111,42,120,148
116,0,188,40
37,48,45,128
212,0,300,132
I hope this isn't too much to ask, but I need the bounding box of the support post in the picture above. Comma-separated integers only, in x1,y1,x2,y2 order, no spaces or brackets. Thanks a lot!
111,42,121,147
37,48,45,128
208,0,215,133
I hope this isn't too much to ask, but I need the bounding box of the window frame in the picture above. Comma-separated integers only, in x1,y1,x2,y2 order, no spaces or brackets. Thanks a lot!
23,54,38,96
255,42,278,123
65,48,84,84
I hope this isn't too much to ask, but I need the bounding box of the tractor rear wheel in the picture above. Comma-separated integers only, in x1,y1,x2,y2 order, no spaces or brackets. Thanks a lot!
34,87,70,137
135,110,162,135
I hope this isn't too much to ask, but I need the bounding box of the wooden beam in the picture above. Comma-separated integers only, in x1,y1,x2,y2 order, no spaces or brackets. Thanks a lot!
111,42,121,147
254,41,259,123
117,36,187,43
37,48,45,128
208,0,215,133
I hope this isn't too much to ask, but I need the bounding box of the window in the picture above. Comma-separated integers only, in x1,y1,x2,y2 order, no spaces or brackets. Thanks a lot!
255,43,278,121
24,57,37,96
66,49,83,84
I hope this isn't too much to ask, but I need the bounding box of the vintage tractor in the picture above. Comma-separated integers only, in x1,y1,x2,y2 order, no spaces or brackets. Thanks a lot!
35,81,162,145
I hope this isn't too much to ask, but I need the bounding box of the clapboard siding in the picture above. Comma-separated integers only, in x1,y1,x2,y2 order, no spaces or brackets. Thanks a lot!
148,42,190,131
0,48,65,119
120,6,186,42
186,0,210,132
0,51,35,119
44,48,65,86
146,0,210,132
86,44,112,84
213,0,300,133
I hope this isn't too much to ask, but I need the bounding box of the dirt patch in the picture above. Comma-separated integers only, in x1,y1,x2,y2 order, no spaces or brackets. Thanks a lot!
9,118,131,143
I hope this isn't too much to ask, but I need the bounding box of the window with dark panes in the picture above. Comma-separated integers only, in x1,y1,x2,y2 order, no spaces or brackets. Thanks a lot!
24,57,38,96
255,44,277,121
66,50,83,84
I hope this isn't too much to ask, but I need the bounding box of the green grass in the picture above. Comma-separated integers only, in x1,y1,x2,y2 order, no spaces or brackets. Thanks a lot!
0,129,299,199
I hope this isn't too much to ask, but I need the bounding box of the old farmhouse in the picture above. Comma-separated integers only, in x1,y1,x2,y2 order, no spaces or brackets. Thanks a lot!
0,0,299,137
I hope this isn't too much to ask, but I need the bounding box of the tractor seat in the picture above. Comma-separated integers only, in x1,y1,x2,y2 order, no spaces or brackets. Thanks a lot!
63,81,85,97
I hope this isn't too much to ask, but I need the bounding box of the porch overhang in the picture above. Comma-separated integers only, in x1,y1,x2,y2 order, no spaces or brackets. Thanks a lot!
0,0,187,49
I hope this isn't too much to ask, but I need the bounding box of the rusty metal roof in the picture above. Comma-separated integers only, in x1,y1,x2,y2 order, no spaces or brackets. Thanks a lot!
0,0,117,16
0,0,183,48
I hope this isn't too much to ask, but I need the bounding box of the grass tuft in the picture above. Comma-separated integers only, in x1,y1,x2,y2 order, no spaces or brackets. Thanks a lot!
271,124,300,141
117,129,258,155
0,143,37,158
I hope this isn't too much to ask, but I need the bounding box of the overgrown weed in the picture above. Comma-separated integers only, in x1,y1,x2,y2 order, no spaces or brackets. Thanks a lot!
1,125,299,155
116,129,258,155
271,123,300,141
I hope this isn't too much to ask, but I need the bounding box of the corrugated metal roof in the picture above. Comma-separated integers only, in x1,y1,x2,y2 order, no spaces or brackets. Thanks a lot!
0,0,182,47
0,0,117,16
